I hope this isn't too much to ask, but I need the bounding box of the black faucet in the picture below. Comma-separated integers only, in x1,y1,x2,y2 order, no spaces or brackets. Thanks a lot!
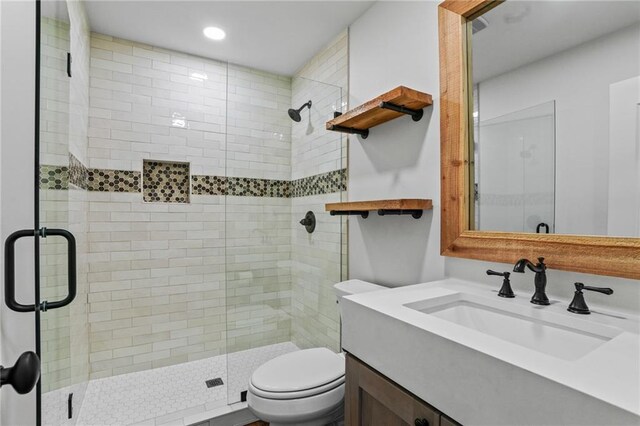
513,257,549,305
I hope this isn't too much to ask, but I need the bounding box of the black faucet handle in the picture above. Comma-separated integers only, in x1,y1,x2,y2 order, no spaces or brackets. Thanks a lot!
486,270,515,298
568,283,613,314
574,282,614,295
486,269,510,278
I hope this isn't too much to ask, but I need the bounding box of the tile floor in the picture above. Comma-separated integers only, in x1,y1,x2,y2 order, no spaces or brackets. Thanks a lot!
43,342,299,426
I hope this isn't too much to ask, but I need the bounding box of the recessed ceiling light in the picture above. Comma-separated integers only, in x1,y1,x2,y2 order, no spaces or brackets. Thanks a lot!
203,26,226,41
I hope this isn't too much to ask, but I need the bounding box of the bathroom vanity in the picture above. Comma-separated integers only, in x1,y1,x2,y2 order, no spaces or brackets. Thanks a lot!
341,279,640,425
345,353,459,426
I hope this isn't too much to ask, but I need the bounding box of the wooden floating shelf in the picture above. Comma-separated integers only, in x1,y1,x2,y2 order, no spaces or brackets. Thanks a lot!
325,199,433,219
326,86,433,139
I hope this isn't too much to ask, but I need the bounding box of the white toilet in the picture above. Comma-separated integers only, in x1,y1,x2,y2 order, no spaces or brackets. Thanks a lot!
247,280,383,426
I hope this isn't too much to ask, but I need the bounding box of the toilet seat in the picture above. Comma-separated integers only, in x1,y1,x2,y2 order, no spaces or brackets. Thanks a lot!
250,348,345,400
247,348,346,425
247,382,344,426
249,374,344,400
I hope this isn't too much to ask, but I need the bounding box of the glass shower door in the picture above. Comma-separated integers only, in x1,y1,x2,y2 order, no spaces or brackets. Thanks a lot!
39,2,89,424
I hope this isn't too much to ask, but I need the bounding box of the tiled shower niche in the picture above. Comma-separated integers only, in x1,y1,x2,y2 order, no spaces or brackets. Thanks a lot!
143,160,191,203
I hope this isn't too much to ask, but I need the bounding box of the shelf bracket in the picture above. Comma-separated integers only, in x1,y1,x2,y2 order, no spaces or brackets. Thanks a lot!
330,210,369,219
378,209,423,219
379,101,424,122
327,125,369,139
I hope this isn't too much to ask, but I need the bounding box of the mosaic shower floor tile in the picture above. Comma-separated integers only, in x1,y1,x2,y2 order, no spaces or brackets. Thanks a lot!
43,342,298,426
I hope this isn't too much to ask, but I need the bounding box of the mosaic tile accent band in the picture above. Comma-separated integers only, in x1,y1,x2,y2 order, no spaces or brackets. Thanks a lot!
291,169,346,198
87,169,141,193
227,177,291,198
143,160,190,203
191,175,226,196
40,165,69,190
191,176,290,197
191,171,344,198
42,159,345,198
69,153,89,190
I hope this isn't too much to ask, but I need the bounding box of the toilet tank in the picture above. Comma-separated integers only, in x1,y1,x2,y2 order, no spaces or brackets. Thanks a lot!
333,279,384,305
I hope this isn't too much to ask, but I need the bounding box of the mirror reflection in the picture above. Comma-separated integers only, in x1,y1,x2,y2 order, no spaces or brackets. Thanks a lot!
471,1,640,236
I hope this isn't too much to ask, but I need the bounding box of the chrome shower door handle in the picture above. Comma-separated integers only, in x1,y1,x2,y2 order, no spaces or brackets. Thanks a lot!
4,228,77,312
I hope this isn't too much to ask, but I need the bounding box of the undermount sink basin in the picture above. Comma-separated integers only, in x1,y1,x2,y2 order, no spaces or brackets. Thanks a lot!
405,292,622,361
340,279,640,425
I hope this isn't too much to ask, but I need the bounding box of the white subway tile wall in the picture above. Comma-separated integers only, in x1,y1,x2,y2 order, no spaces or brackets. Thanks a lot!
85,33,301,377
87,193,227,378
291,193,343,352
40,22,348,426
40,7,91,403
226,64,292,181
225,196,292,355
290,31,348,352
87,33,229,174
68,0,91,165
40,17,70,167
66,4,92,403
40,17,72,393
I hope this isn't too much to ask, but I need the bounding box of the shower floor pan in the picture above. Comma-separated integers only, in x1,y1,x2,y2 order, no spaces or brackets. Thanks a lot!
43,342,299,426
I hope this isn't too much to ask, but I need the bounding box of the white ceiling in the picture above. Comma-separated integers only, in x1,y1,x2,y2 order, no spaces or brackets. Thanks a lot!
472,1,640,82
82,1,374,76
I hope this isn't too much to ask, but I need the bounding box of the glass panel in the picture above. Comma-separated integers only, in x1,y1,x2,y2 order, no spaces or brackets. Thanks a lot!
475,101,556,233
35,1,349,421
289,78,344,353
38,4,233,422
225,75,345,404
39,1,90,424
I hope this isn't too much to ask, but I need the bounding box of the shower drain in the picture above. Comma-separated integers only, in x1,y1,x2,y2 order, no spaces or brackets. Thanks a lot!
205,378,224,388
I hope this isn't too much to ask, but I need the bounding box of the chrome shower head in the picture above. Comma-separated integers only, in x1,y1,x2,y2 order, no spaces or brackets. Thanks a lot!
288,100,312,122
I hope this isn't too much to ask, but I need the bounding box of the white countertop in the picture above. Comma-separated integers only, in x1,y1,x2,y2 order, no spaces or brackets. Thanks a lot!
341,278,640,425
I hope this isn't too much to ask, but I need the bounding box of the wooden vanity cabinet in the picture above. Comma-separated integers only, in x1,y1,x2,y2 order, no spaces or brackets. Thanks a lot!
345,354,461,426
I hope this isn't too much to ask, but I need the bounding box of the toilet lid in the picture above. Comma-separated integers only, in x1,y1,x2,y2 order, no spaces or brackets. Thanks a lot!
251,348,345,395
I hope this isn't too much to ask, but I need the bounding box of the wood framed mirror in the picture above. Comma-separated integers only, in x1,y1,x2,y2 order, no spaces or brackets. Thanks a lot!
438,0,640,279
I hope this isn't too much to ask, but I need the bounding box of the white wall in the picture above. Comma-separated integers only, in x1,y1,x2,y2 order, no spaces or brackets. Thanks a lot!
608,76,640,237
348,1,639,314
348,1,444,286
0,1,38,425
478,24,640,236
